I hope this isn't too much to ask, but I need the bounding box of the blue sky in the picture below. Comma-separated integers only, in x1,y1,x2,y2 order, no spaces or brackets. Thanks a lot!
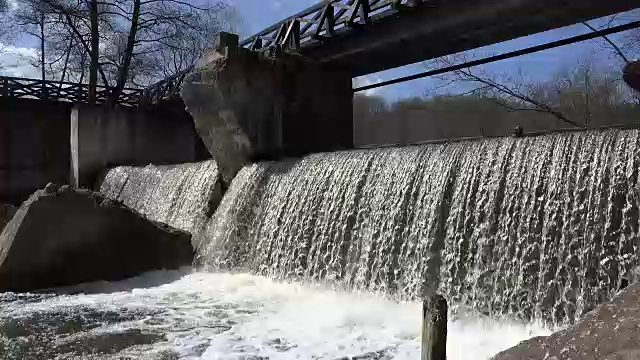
231,1,637,101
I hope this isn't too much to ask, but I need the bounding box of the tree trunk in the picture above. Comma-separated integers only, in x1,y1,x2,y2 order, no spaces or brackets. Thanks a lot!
88,0,99,104
40,13,45,81
40,13,46,99
59,37,73,83
110,0,140,105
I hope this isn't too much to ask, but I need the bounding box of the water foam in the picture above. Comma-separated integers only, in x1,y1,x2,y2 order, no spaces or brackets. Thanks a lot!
0,270,553,359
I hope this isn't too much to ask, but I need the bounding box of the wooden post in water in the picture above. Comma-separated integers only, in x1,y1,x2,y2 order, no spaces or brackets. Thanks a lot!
421,294,448,360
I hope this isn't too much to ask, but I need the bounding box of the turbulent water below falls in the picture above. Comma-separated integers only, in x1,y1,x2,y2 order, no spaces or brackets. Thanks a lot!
0,270,552,360
201,129,640,325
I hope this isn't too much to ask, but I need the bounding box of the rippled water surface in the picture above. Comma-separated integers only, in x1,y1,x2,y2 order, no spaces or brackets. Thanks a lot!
1,270,552,360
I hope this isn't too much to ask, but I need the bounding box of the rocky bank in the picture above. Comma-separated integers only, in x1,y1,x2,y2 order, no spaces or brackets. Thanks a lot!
0,183,194,292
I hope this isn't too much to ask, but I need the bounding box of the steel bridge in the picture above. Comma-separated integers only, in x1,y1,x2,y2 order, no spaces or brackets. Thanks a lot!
239,0,638,77
146,0,639,98
2,0,639,106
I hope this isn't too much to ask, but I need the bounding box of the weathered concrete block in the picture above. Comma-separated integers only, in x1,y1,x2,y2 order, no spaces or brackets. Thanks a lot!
181,46,353,184
0,184,193,292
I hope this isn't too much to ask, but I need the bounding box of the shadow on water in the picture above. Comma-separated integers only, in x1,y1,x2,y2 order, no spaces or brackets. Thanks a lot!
37,266,194,296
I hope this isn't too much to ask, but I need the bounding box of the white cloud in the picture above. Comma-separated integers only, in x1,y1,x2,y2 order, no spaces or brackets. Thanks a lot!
353,74,383,96
0,44,39,78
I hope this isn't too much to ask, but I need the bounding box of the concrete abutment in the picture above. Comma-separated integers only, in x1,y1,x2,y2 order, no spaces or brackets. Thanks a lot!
181,38,354,184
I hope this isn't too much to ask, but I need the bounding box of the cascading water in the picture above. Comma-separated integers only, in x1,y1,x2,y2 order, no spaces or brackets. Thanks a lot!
99,161,221,235
199,129,640,326
7,129,639,359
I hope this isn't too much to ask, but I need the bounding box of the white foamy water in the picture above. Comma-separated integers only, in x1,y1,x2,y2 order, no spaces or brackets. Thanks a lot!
1,270,553,360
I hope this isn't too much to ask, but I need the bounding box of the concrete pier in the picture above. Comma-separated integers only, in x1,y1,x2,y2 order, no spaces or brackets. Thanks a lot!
181,36,354,184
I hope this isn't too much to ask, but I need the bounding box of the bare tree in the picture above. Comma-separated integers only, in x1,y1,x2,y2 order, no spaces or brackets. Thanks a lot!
7,0,235,103
581,18,640,104
0,0,12,69
353,64,640,146
99,0,233,102
12,1,53,81
427,55,581,127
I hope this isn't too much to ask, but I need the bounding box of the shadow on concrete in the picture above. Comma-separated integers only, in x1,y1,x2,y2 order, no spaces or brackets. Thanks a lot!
39,266,194,295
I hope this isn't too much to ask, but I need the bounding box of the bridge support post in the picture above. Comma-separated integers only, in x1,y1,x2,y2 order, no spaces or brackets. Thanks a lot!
181,37,354,185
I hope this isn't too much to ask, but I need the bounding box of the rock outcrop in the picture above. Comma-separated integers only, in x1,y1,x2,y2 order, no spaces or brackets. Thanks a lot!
492,283,640,360
0,184,193,292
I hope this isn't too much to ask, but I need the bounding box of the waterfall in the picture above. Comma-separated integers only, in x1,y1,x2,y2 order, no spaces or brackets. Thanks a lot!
99,161,221,235
197,129,640,325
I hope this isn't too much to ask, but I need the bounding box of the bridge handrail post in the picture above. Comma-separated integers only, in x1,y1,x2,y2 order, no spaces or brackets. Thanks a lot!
41,79,48,101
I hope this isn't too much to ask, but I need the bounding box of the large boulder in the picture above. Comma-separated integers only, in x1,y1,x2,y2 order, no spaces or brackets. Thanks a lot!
0,184,193,292
492,283,640,360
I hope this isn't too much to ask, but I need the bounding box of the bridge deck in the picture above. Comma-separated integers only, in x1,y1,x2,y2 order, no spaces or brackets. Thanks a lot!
241,0,639,77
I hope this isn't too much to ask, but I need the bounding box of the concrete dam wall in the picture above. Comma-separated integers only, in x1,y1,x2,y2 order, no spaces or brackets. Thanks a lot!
0,98,209,204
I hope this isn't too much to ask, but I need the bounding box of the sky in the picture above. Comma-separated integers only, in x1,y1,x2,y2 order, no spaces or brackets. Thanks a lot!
1,0,637,101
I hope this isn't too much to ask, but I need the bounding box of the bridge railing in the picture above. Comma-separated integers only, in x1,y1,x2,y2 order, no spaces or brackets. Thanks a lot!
0,76,145,106
141,69,191,105
239,0,417,53
142,0,415,97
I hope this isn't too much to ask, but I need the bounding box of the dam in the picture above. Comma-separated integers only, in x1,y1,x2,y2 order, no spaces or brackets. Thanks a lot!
1,0,640,357
2,128,639,358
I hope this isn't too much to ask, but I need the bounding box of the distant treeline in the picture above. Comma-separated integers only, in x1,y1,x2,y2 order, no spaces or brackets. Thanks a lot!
354,63,640,147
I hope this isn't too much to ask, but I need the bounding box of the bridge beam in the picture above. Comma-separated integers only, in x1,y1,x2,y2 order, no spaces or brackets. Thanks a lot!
303,0,639,77
181,41,353,184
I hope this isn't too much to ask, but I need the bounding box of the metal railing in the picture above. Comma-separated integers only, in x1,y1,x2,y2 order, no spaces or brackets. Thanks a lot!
240,0,418,53
0,76,145,106
141,70,191,105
